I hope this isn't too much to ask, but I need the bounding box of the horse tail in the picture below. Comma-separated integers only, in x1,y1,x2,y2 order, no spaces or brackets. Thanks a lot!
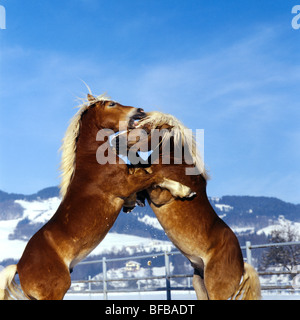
0,265,25,300
232,262,261,300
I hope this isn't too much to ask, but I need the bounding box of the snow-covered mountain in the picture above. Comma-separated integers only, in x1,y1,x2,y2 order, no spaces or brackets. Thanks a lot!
209,196,300,236
0,187,174,262
0,187,299,264
0,195,61,261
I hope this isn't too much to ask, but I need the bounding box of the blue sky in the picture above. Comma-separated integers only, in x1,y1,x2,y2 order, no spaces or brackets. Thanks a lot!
0,0,300,203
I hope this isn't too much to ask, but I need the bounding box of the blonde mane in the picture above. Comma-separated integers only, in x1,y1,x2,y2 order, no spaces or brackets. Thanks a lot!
59,93,112,198
138,111,209,180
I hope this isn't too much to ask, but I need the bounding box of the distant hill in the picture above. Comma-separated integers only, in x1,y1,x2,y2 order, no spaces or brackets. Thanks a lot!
209,195,300,231
0,186,299,264
0,187,60,203
217,195,300,221
0,187,60,221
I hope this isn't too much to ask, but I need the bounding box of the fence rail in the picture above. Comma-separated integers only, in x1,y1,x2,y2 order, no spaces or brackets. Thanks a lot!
67,241,300,300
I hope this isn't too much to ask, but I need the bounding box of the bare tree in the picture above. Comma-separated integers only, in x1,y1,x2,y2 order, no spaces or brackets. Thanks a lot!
260,221,300,271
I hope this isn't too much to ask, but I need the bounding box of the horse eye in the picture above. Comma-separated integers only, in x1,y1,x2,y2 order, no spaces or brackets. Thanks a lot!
108,102,116,107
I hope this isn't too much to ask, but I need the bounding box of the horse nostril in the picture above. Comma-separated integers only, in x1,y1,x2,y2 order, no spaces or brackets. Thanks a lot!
137,108,144,113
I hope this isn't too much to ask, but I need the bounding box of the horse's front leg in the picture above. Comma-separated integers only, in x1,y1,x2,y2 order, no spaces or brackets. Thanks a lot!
122,167,159,197
123,167,195,199
153,178,196,199
122,193,137,213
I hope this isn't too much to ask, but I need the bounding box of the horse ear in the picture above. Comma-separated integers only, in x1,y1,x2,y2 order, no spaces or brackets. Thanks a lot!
87,94,96,102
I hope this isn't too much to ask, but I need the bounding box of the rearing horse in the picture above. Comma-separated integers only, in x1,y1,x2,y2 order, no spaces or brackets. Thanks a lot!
125,111,261,300
0,95,193,300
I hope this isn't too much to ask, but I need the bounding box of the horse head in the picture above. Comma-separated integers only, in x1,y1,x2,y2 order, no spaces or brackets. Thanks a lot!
86,94,146,132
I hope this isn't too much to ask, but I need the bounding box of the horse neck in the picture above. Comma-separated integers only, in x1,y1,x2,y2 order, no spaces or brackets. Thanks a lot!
76,108,101,156
52,112,120,231
75,108,118,169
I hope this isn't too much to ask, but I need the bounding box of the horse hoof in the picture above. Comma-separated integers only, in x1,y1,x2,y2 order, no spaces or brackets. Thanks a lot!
136,199,146,207
123,206,135,213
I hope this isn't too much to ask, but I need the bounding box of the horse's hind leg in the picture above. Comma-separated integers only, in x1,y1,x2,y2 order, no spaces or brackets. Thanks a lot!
19,262,71,300
18,241,71,300
204,256,243,300
193,268,208,300
189,258,208,300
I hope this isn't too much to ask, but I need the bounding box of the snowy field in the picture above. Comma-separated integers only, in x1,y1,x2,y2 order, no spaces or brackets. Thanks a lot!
65,291,300,300
0,219,27,261
0,197,174,261
1,197,299,302
0,197,61,261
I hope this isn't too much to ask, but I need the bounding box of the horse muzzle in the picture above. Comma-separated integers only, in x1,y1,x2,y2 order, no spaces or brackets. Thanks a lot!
128,108,146,129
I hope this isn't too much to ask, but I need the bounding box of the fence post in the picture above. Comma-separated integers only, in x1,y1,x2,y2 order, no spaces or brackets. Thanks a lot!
102,257,108,300
246,241,252,265
88,275,91,291
164,251,171,300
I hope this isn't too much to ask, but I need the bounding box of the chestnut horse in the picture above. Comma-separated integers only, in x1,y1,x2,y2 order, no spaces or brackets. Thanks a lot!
0,95,193,300
125,112,261,300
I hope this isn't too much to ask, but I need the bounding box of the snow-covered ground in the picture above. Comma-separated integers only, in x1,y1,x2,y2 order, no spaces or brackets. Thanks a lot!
138,215,163,230
257,216,300,236
0,218,27,260
15,197,61,223
65,291,197,300
87,233,174,256
232,226,255,234
0,197,61,261
64,291,300,300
